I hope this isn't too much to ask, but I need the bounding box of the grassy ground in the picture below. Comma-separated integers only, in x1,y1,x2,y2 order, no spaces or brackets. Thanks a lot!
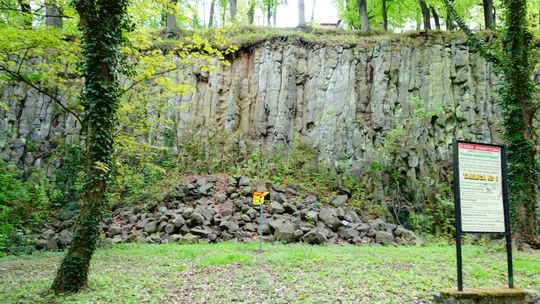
0,242,538,303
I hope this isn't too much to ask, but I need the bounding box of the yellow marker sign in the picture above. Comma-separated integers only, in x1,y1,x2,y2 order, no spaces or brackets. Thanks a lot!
253,191,270,205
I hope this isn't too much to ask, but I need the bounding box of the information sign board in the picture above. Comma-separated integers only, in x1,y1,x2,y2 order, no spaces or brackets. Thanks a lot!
456,142,505,233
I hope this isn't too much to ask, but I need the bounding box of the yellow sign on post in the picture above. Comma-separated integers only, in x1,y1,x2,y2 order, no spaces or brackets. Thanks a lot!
252,191,269,205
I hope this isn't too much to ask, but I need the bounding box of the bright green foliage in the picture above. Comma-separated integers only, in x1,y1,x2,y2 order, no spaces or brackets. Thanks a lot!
0,162,56,256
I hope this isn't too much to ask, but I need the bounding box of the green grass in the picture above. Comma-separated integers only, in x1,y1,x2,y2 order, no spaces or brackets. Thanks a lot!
0,243,538,303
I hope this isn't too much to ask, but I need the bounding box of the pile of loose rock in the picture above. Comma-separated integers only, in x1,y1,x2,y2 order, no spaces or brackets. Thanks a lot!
35,175,417,250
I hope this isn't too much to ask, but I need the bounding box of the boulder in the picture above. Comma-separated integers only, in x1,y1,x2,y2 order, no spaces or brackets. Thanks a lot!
164,224,175,234
191,226,213,237
274,222,295,243
108,224,122,237
269,201,285,214
57,230,72,246
144,221,158,233
238,176,251,186
318,207,342,230
190,212,205,226
173,215,185,227
220,221,239,233
302,228,328,244
41,228,56,240
35,239,49,250
179,233,200,244
331,195,348,207
375,231,394,245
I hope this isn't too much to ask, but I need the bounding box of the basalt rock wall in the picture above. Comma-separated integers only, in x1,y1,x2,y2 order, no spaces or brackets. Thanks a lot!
1,36,506,179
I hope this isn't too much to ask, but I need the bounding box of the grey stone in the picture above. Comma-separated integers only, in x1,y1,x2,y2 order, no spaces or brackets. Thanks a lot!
108,224,122,237
375,231,394,245
318,207,342,230
274,222,295,243
144,221,158,233
190,212,205,226
41,228,56,240
220,221,239,233
239,176,251,186
269,201,285,214
302,228,328,244
57,229,72,246
165,224,175,234
173,215,185,227
179,233,200,244
331,195,348,207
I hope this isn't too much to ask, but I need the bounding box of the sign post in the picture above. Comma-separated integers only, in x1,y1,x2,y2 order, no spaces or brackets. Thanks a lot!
453,140,513,291
253,191,270,254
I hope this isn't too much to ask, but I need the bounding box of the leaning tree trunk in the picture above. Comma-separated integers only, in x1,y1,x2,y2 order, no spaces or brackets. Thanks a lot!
483,0,495,29
51,0,128,293
431,6,440,30
357,0,369,31
419,0,431,30
500,0,539,247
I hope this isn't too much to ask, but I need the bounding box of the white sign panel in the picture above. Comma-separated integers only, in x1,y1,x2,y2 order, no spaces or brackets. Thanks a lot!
457,142,505,232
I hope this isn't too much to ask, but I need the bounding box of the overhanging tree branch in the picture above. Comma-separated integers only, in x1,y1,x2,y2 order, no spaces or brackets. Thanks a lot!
0,65,83,125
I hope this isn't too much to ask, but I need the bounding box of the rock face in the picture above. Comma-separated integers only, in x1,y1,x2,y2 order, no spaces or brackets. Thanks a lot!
34,174,418,249
0,36,510,178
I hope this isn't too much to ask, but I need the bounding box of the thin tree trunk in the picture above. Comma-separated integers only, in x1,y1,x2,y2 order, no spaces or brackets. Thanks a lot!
165,0,179,36
273,7,277,27
446,0,455,30
431,6,440,30
45,2,62,28
209,0,215,27
357,0,369,31
298,0,305,27
382,0,388,31
482,0,495,29
247,0,255,24
229,0,237,22
51,0,128,293
311,0,316,21
419,0,431,30
267,5,271,26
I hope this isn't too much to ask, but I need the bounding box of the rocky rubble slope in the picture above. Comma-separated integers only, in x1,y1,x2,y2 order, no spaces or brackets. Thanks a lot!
35,175,416,250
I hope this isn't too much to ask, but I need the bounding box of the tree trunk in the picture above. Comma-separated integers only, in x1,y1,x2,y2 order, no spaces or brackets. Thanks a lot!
431,6,440,30
267,5,272,26
482,0,495,29
298,0,305,27
500,0,539,247
446,0,455,30
382,0,388,31
357,0,369,31
419,0,431,30
45,2,62,28
247,0,255,24
51,0,128,293
273,7,277,27
229,0,237,22
165,0,179,36
209,0,215,27
311,0,316,21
